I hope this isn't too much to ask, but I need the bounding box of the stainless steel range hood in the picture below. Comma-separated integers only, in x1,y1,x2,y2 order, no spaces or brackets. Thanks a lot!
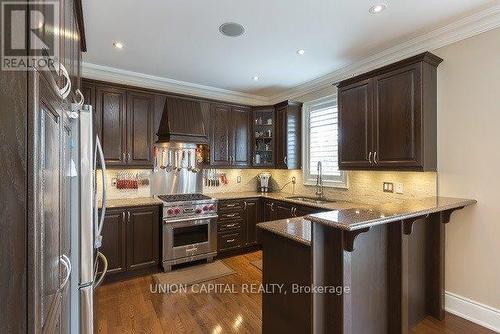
156,97,208,144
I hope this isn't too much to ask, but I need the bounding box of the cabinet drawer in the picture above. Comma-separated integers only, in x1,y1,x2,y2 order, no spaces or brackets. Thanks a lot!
218,231,242,251
218,211,243,221
218,200,244,212
218,220,242,233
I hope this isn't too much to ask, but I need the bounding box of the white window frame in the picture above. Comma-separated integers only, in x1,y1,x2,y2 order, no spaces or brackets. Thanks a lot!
302,94,348,188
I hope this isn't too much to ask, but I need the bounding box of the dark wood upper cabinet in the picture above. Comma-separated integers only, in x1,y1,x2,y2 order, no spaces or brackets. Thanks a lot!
373,64,421,168
127,91,154,166
232,107,251,167
210,103,232,166
210,103,251,167
337,52,442,171
274,101,302,169
338,79,373,168
95,85,127,165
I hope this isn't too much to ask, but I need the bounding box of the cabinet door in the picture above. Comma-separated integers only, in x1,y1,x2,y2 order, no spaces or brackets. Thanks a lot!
232,107,251,167
244,199,260,245
264,201,276,222
95,86,127,165
100,209,127,275
275,202,293,220
126,206,160,270
275,103,301,169
210,103,232,166
39,98,62,332
338,79,373,169
127,92,154,166
373,64,422,168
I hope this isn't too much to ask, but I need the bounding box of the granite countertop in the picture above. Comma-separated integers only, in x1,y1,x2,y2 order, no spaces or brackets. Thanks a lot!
257,218,312,246
305,196,477,231
208,191,364,211
102,197,163,209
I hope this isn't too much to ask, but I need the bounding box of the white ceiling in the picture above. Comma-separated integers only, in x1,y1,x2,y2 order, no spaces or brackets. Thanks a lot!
82,0,497,99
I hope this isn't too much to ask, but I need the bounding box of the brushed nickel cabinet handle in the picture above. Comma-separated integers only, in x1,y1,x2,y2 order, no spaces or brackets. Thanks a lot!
284,156,287,166
122,152,126,162
226,223,237,227
226,239,235,243
127,211,131,223
225,213,237,218
127,153,131,162
244,201,247,210
374,151,378,164
225,204,236,207
122,211,126,222
368,152,373,164
270,202,274,212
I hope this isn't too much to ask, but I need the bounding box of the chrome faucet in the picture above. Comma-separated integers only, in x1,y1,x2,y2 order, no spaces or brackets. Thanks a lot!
315,161,324,199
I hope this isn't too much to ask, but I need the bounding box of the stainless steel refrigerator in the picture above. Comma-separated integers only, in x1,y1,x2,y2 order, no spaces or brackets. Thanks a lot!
70,104,108,334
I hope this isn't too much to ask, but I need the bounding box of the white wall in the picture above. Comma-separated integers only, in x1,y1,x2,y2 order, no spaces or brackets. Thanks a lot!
433,27,500,324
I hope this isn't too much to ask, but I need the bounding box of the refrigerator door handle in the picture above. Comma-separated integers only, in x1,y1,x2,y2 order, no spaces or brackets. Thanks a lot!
93,251,108,288
94,136,107,248
60,254,71,290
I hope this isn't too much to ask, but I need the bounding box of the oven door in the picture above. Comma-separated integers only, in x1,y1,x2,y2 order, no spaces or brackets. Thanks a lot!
164,216,217,260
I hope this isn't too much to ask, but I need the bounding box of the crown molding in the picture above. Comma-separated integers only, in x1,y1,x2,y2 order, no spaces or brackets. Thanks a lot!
81,62,270,106
82,4,500,106
269,4,500,104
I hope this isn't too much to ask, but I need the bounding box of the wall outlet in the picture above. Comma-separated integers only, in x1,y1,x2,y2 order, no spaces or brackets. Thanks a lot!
237,176,241,183
395,182,404,194
383,182,394,193
111,178,117,187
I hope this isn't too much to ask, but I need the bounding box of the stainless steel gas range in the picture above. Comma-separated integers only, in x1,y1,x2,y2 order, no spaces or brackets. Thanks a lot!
157,194,218,272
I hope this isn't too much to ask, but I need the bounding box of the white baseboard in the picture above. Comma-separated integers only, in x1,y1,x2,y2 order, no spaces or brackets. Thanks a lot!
445,291,500,332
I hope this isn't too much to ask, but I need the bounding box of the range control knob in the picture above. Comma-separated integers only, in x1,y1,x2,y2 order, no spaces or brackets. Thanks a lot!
166,208,174,215
195,208,202,214
209,205,215,211
174,208,181,215
202,206,209,211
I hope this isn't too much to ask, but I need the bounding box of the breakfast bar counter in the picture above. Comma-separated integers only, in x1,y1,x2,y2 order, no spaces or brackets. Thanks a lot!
256,196,476,334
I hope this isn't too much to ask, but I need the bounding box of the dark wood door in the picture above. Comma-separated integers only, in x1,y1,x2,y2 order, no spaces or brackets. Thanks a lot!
338,79,373,169
126,206,160,270
37,76,64,333
275,103,302,169
244,199,260,245
275,202,293,220
127,92,154,166
210,103,232,166
264,200,276,222
275,105,287,169
100,209,127,275
232,107,251,167
373,64,422,168
95,86,127,166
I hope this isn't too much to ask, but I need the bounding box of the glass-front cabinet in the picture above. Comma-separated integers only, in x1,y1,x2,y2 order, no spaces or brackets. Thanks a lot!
252,107,275,167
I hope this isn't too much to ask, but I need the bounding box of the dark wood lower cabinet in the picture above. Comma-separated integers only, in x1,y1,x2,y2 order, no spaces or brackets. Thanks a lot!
100,205,161,281
218,198,324,256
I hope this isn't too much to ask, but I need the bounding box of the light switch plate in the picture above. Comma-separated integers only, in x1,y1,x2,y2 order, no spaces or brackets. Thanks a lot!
395,182,404,194
383,182,394,193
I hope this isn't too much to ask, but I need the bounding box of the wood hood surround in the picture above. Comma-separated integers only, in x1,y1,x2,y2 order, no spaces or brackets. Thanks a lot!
156,97,208,144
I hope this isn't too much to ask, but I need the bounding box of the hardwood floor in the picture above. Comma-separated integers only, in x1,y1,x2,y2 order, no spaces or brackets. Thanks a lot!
95,251,494,334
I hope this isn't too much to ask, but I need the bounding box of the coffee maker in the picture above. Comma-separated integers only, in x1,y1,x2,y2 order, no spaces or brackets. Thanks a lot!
258,172,271,193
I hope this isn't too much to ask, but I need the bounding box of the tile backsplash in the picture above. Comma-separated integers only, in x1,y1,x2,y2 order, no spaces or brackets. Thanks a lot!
97,168,436,205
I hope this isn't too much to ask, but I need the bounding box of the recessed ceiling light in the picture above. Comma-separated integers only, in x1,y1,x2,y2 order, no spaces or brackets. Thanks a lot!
296,49,305,55
252,76,259,81
219,22,245,37
113,41,124,49
369,3,387,14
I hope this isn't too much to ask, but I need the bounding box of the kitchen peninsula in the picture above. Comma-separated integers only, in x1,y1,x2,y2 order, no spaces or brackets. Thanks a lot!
257,196,476,333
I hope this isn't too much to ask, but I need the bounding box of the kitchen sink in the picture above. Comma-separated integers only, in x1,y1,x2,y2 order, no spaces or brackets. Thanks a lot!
285,196,337,205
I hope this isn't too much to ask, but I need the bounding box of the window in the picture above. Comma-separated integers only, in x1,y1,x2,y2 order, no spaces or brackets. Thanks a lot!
302,95,347,188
